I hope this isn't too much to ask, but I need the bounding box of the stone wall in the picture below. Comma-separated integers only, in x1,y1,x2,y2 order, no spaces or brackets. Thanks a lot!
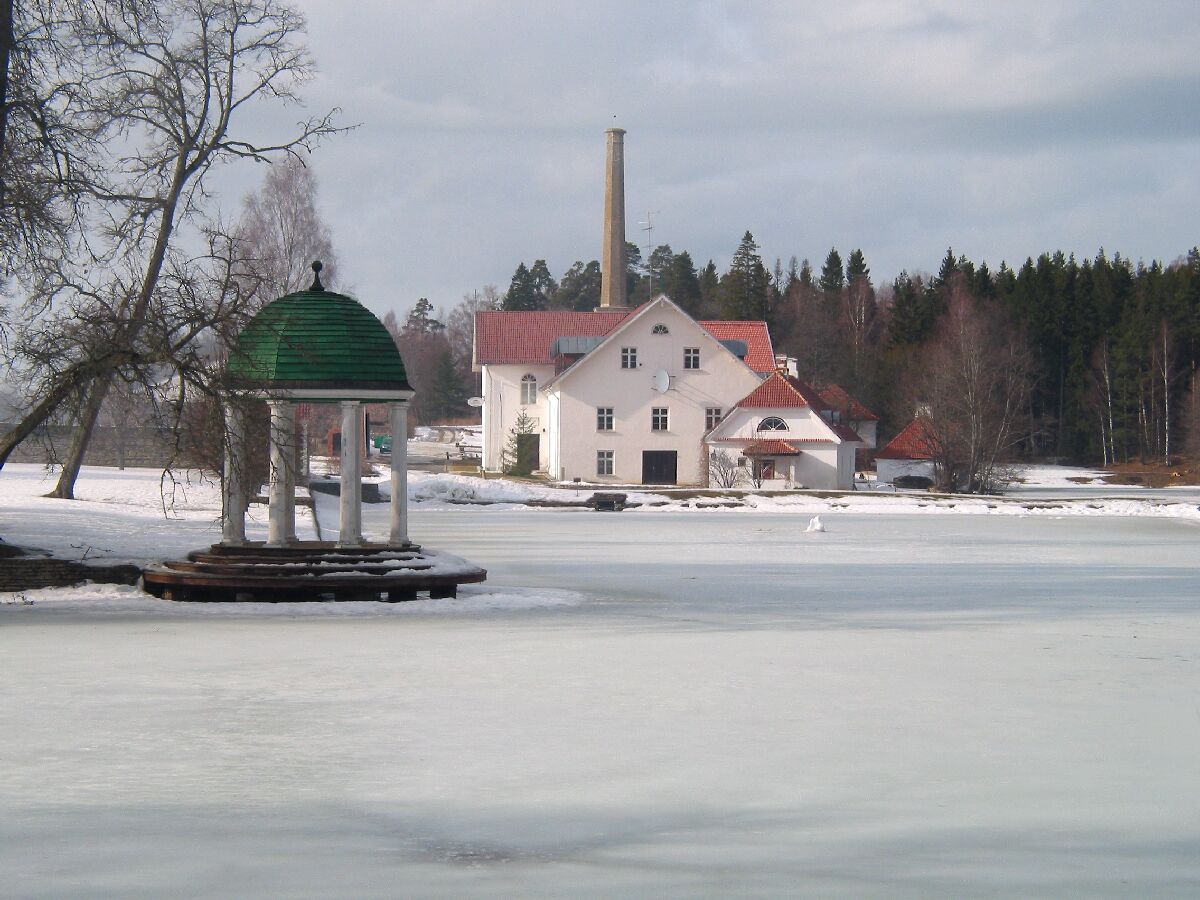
0,554,142,591
1,425,196,469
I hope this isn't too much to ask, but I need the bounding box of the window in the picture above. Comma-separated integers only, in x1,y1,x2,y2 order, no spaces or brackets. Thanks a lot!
596,407,614,431
684,347,700,369
758,416,788,431
520,373,537,405
597,450,614,476
621,347,637,369
652,323,669,335
705,407,723,430
651,407,669,431
753,459,777,481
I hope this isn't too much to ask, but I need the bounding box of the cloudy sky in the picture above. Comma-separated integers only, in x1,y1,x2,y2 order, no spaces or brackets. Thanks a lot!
235,1,1200,317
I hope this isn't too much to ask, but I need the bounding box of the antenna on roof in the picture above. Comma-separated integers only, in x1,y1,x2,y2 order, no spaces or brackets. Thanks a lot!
309,260,325,292
639,210,660,296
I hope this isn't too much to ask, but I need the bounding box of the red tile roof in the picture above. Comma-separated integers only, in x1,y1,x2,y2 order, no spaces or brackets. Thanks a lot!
697,321,776,373
474,308,776,373
734,372,831,410
475,310,630,366
720,437,834,444
876,417,939,460
742,439,799,456
813,382,878,421
827,422,865,442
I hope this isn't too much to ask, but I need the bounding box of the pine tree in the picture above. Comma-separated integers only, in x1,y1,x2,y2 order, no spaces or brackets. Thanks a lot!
551,260,602,311
404,297,444,335
698,260,720,309
528,259,556,307
503,262,543,310
427,347,469,421
720,231,773,321
661,250,701,315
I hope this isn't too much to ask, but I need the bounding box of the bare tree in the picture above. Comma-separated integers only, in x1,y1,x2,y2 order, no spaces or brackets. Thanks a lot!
0,0,342,498
908,287,1033,493
707,449,744,488
235,153,339,299
445,285,499,397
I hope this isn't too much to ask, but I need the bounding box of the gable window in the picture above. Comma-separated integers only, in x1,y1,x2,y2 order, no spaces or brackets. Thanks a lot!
597,407,614,431
705,407,723,430
651,407,669,431
683,347,700,369
758,416,788,432
652,323,669,335
520,374,537,405
597,450,614,476
621,347,637,369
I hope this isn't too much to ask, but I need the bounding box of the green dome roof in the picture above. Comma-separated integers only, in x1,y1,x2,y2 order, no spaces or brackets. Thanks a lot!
228,280,411,397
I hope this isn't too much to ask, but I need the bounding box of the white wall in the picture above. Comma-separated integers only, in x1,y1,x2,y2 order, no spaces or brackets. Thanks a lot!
708,404,858,489
481,363,554,471
549,301,762,485
876,458,936,484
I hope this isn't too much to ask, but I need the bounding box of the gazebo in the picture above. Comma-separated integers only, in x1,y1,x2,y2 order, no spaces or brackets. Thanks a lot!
142,262,486,601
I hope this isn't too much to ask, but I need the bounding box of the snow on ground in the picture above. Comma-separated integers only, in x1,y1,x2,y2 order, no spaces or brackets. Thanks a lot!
0,463,318,562
3,505,1199,896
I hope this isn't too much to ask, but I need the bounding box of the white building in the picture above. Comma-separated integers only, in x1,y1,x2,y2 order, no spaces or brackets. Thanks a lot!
705,373,866,489
874,416,938,484
474,296,776,485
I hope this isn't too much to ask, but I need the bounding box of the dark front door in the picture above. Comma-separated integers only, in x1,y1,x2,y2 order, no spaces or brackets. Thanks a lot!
642,450,678,485
515,433,539,475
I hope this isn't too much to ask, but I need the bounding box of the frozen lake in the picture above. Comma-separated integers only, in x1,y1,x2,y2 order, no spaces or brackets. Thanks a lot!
4,506,1200,896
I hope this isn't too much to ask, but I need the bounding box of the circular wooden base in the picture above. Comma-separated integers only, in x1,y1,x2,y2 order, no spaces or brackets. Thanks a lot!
142,541,486,602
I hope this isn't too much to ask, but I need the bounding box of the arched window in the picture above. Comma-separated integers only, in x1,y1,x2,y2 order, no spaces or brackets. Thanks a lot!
652,323,669,335
757,416,788,432
520,374,537,405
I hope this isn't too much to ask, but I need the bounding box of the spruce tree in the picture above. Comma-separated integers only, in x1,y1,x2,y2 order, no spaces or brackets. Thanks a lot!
819,248,844,295
501,408,537,476
720,231,773,321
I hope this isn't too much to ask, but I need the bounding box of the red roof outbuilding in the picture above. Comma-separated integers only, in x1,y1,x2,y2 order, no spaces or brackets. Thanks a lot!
876,417,939,460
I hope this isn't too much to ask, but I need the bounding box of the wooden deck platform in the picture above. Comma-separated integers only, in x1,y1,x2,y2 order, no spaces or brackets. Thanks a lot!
142,541,487,602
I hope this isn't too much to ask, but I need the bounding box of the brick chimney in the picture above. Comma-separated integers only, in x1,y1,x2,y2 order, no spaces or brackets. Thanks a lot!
599,127,628,310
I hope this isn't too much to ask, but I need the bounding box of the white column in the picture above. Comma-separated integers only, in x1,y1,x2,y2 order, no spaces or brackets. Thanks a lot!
267,400,296,547
221,402,247,546
389,403,409,545
339,400,362,546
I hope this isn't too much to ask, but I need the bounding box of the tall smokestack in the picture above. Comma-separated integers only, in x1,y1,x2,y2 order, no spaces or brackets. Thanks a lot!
599,127,628,309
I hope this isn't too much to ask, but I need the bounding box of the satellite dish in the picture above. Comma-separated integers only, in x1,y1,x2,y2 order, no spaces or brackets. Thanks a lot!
652,369,670,393
467,397,484,407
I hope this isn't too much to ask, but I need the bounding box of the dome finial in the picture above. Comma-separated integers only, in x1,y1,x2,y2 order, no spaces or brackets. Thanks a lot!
309,260,325,292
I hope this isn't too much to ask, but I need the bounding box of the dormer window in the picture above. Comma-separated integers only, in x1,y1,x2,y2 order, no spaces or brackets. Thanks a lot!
520,373,537,404
757,416,788,432
652,323,669,335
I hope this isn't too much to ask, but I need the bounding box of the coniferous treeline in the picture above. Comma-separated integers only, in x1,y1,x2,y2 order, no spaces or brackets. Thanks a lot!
490,237,1200,466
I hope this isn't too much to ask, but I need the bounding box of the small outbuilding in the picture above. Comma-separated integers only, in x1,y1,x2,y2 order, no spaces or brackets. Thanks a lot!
875,417,938,485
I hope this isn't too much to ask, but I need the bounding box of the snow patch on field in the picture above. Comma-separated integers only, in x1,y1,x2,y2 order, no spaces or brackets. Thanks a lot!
0,463,318,562
0,581,582,615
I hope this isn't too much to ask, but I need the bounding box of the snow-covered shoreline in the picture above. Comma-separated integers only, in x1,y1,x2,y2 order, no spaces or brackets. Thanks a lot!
2,463,1198,566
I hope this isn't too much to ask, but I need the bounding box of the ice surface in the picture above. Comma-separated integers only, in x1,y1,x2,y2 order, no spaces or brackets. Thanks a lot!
4,490,1200,896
